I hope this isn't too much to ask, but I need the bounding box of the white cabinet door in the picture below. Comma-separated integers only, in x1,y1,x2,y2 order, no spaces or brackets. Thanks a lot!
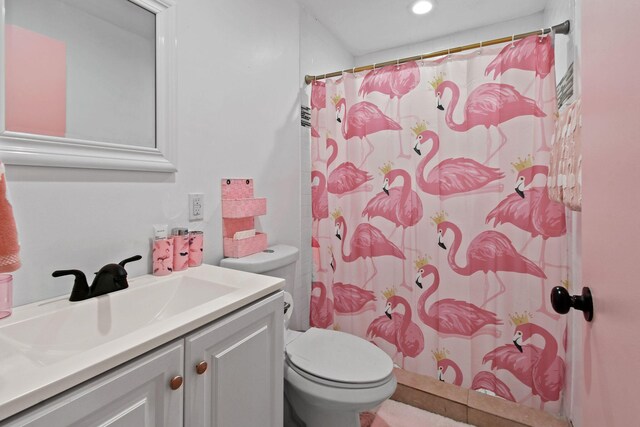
185,292,283,427
2,341,184,427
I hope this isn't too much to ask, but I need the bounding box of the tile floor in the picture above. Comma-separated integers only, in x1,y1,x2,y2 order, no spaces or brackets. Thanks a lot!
361,400,474,427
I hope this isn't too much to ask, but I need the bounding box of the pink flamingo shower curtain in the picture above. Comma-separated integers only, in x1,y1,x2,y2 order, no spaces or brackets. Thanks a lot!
310,35,568,415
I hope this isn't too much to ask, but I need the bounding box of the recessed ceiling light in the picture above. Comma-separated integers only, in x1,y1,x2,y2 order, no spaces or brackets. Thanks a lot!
411,0,434,15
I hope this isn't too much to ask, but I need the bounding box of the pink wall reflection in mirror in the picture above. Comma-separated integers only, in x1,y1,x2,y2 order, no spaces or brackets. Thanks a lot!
5,24,66,137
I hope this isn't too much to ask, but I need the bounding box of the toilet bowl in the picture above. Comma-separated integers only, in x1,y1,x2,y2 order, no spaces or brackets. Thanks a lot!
220,245,397,427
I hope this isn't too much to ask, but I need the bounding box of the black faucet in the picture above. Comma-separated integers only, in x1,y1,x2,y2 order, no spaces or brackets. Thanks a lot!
52,255,142,302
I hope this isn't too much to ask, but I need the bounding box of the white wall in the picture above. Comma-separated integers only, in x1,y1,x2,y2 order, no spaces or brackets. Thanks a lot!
355,13,544,66
6,0,302,314
298,6,354,330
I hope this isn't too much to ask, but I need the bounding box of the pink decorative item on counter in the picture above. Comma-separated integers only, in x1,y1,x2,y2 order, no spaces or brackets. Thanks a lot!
0,274,12,319
172,228,189,271
221,179,267,258
152,238,173,276
188,231,204,267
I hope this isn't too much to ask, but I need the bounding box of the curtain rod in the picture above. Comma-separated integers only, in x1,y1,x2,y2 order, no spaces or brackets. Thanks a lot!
304,20,570,85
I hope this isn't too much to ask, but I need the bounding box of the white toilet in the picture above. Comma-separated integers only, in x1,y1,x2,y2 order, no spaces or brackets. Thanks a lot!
220,245,397,427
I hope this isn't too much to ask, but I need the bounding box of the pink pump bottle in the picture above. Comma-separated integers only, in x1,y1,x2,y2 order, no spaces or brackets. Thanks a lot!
152,224,173,276
172,227,190,271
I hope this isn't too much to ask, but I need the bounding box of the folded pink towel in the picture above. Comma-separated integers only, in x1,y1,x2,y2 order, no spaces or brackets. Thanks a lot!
0,161,20,272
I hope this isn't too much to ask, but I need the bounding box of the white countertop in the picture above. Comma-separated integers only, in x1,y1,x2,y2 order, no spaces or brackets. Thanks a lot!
0,265,284,420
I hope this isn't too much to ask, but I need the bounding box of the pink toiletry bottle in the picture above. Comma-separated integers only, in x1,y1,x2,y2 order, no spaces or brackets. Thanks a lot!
172,227,190,271
0,273,12,319
152,224,173,276
189,231,204,267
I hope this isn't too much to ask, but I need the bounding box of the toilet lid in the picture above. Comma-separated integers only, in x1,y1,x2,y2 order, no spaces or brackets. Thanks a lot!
285,328,393,384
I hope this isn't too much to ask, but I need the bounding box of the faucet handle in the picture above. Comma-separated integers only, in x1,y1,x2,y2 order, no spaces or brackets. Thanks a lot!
119,255,142,268
52,269,89,302
52,269,86,279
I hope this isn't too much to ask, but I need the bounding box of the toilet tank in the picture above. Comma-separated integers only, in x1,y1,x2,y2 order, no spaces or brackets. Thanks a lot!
220,245,299,294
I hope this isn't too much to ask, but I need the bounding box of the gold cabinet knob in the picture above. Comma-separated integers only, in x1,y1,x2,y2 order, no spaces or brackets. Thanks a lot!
196,361,208,375
170,375,183,390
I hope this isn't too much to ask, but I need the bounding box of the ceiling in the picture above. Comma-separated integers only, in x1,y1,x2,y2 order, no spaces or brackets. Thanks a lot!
296,0,549,57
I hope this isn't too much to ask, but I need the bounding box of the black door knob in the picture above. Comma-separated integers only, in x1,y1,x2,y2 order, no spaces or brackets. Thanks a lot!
550,286,594,322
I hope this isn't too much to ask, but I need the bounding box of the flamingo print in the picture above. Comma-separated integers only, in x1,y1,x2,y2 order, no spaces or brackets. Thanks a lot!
432,349,516,401
432,211,546,307
359,62,421,100
326,137,373,197
310,80,326,111
311,237,328,274
431,75,545,163
329,246,336,273
333,208,405,288
362,162,422,289
311,170,328,238
358,62,421,159
484,313,565,409
485,35,553,81
411,122,504,199
332,94,402,167
310,81,326,161
486,156,566,317
485,35,554,150
487,156,567,259
332,283,376,314
414,256,502,338
309,281,334,329
366,289,424,369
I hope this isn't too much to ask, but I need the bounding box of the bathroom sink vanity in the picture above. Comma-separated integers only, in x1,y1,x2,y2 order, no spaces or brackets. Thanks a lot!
0,265,284,426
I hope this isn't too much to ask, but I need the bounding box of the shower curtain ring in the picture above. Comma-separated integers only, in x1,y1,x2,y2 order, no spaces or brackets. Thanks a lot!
511,34,515,48
373,63,377,70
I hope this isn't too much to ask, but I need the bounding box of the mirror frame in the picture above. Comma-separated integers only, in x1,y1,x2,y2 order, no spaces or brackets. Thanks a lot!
0,0,177,172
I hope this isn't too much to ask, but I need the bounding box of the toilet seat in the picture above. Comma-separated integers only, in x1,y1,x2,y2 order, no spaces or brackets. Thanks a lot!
285,328,393,389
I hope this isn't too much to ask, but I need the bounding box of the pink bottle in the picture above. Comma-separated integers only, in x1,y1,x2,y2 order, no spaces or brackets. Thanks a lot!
172,228,189,271
0,274,12,319
189,231,204,267
152,224,173,276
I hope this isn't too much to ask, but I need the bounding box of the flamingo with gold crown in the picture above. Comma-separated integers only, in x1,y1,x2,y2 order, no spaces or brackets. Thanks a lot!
433,211,546,307
332,208,405,288
362,161,423,289
411,121,505,199
431,73,546,164
483,312,565,409
414,255,502,338
433,348,516,401
366,288,424,369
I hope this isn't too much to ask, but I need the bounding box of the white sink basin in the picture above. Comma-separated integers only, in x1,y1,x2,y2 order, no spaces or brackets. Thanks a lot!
0,275,234,365
0,264,284,419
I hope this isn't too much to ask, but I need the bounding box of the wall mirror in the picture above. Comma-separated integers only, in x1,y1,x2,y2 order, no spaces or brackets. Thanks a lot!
0,0,177,172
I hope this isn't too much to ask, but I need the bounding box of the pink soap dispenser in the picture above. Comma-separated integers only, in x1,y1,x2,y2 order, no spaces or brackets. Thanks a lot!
172,227,190,271
152,224,173,276
189,231,204,267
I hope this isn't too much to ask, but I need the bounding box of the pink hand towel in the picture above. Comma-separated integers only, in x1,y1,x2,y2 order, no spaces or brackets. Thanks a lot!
0,161,20,272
